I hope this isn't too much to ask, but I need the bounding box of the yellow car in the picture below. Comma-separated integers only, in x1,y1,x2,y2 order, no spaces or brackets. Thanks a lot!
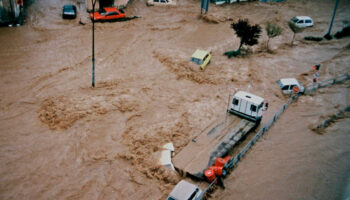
190,49,212,70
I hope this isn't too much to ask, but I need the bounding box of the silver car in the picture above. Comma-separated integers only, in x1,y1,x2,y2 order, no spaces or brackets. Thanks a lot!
291,16,314,28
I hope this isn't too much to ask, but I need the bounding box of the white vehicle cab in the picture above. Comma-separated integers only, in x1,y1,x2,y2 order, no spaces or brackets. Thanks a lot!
277,78,305,94
291,16,313,28
228,91,266,123
167,180,203,200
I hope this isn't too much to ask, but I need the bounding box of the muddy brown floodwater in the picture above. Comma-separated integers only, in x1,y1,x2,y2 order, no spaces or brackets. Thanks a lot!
0,0,349,199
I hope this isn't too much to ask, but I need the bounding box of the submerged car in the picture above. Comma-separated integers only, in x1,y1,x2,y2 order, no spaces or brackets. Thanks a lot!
190,49,212,70
277,78,305,94
290,16,313,28
90,7,126,22
62,4,77,19
167,180,203,200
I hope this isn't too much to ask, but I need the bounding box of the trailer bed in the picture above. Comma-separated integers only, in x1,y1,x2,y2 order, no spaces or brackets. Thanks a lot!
173,113,256,179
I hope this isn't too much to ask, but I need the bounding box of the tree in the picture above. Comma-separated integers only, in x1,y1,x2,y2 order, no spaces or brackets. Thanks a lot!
265,22,282,50
288,21,303,46
231,19,262,52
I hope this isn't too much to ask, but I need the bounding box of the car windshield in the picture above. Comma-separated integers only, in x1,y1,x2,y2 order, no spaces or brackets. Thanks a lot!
276,80,283,88
64,5,74,11
188,188,199,200
291,17,298,23
203,54,208,61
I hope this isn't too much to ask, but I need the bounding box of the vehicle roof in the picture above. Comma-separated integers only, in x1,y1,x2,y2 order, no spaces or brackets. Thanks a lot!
191,49,209,60
279,78,299,85
63,4,75,8
234,91,264,105
294,16,312,20
168,180,199,200
103,7,119,12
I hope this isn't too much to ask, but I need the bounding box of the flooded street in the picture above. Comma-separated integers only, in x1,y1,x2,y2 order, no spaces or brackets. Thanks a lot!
0,0,349,199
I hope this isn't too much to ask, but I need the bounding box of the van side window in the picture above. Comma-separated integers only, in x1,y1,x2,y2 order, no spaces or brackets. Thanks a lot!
251,105,257,112
305,19,312,23
232,98,239,106
298,20,304,24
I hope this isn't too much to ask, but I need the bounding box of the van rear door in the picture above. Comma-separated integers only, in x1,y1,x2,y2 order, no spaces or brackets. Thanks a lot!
239,98,247,114
250,104,257,118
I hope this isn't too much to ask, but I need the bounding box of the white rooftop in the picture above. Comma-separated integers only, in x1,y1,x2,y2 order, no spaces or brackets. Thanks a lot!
168,180,199,200
279,78,299,86
191,49,209,60
295,16,312,20
234,91,264,105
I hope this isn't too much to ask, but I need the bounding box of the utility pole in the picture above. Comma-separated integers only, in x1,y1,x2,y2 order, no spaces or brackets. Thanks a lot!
92,0,97,87
200,0,209,15
324,0,340,39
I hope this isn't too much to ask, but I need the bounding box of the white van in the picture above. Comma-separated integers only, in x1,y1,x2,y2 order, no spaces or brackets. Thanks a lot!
291,16,314,28
228,91,265,123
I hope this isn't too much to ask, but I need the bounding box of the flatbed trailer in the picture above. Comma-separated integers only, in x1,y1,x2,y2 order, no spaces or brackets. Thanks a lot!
173,113,256,179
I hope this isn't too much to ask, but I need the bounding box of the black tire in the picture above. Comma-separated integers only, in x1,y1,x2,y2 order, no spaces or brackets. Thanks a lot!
255,118,262,126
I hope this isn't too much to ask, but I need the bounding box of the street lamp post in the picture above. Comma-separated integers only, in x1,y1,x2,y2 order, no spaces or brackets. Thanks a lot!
92,0,97,87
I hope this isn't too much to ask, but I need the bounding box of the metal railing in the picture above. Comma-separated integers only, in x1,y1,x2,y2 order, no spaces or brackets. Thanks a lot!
305,74,350,94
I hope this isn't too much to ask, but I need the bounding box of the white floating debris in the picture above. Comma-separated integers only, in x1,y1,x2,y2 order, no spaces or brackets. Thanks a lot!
159,142,175,170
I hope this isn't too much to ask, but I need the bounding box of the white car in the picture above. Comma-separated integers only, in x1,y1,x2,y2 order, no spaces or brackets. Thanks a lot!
147,0,176,6
277,78,305,94
291,16,313,28
167,180,203,200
